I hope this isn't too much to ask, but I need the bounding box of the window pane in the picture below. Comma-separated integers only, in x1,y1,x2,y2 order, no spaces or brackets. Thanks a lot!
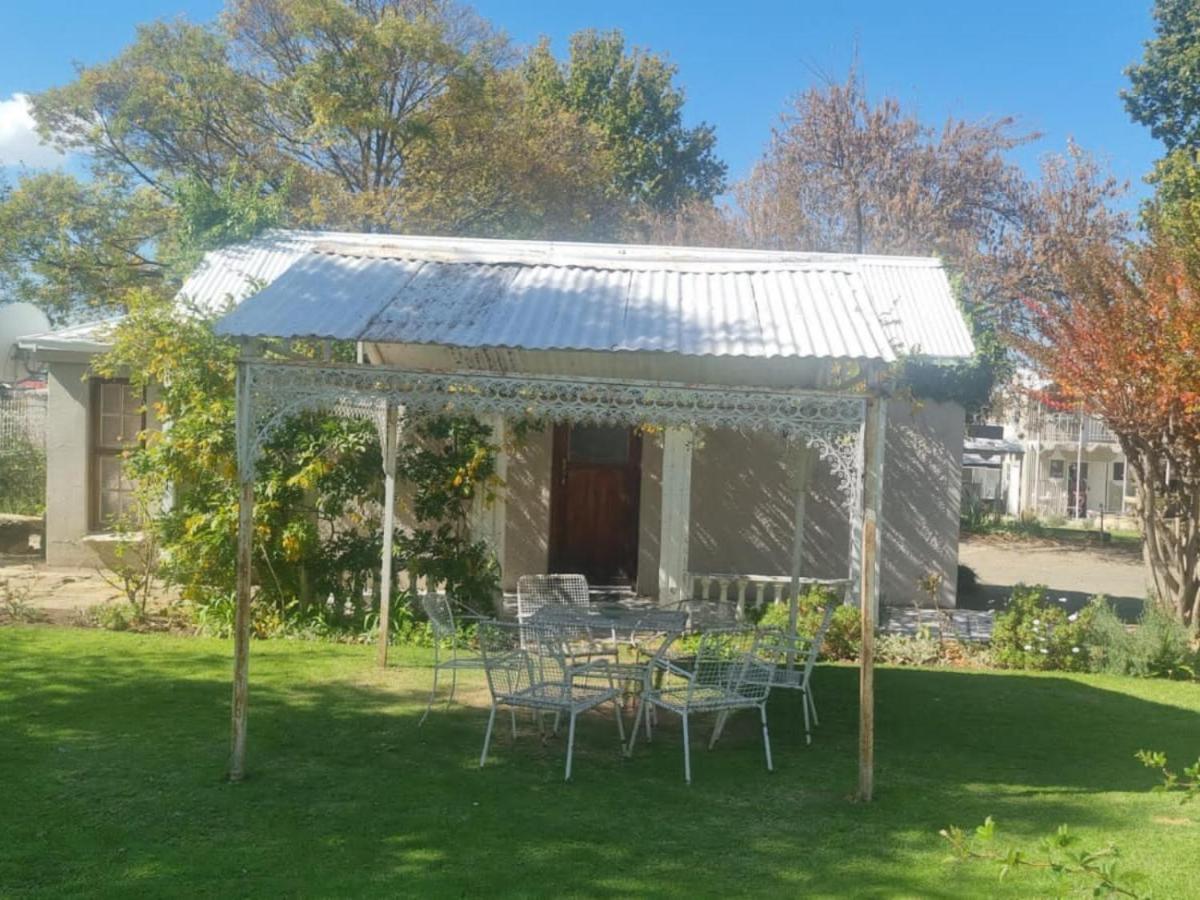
1049,460,1064,479
569,425,629,464
1112,462,1125,482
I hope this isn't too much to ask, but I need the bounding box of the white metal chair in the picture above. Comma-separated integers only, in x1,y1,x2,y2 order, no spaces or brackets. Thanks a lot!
418,592,486,726
752,595,839,744
516,574,590,622
477,620,625,781
626,626,774,784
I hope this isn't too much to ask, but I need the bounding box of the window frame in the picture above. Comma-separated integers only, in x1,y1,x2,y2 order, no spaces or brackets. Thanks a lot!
88,378,146,531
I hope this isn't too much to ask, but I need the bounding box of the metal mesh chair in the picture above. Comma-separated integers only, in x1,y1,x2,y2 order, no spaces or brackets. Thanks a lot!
477,620,625,781
418,592,486,726
517,574,611,661
516,574,590,620
753,595,839,743
626,626,774,784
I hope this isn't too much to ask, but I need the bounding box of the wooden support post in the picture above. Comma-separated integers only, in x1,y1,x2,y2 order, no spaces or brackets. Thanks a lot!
857,396,886,803
378,402,399,668
229,477,254,781
229,359,256,783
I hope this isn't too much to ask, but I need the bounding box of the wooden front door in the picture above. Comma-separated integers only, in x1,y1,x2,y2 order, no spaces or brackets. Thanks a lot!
549,424,642,585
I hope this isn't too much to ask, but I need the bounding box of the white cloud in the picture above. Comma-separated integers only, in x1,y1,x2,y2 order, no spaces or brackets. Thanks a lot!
0,93,65,169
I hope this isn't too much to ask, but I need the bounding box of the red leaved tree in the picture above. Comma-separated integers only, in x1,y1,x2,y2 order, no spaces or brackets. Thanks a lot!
1019,216,1200,627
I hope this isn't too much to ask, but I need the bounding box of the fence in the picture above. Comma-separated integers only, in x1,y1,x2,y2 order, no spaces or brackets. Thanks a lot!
1036,413,1119,445
0,390,47,447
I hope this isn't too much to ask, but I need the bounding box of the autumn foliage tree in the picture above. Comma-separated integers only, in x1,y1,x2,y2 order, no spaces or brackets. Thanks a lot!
1018,212,1200,628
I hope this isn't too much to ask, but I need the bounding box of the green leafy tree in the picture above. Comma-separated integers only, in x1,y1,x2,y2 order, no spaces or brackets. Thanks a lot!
523,29,726,213
1123,0,1200,235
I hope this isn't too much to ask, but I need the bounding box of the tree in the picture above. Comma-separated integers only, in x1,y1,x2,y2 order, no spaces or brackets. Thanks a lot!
5,4,714,321
1014,156,1200,628
1123,0,1200,151
0,173,171,322
734,69,1038,412
1124,0,1200,240
523,29,726,213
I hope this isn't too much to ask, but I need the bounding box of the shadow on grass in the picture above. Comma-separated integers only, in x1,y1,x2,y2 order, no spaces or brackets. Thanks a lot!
1,629,1196,898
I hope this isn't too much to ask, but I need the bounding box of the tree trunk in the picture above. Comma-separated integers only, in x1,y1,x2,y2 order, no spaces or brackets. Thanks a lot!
1132,446,1200,629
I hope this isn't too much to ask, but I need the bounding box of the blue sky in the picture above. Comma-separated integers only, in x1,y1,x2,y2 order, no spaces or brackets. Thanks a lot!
0,0,1165,205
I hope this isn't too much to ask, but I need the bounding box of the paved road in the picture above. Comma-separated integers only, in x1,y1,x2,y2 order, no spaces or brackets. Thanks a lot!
958,535,1149,620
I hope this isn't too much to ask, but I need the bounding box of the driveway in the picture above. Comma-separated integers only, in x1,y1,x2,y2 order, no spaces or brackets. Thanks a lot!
958,534,1149,620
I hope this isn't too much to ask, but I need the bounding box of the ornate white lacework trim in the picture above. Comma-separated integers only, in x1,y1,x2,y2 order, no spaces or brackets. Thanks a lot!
236,360,866,500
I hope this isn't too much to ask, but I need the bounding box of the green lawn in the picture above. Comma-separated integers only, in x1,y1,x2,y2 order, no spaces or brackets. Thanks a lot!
2,627,1198,898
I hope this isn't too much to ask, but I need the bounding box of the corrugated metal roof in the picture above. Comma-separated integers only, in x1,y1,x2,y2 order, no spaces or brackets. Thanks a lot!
23,230,976,363
214,232,974,362
16,318,121,355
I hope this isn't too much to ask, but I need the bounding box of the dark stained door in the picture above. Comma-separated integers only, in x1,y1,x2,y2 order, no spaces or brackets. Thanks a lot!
549,424,642,585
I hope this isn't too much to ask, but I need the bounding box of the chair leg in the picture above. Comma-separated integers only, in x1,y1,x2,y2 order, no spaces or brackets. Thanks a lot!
801,686,813,746
419,664,440,727
612,697,626,745
564,711,578,781
760,704,773,772
681,712,692,784
626,698,645,756
446,667,459,709
808,685,819,726
480,704,497,768
709,710,729,750
510,707,518,739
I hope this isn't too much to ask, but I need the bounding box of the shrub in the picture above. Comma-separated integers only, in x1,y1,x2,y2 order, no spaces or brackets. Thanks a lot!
876,631,943,666
1086,599,1197,680
0,432,45,516
756,586,860,660
992,584,1093,671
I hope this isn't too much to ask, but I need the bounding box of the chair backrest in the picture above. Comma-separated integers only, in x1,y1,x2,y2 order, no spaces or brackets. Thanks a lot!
690,627,760,699
477,620,570,698
419,592,456,641
755,595,840,685
516,574,589,621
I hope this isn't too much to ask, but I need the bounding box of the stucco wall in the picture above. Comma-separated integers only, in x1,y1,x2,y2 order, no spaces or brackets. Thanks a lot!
879,399,964,608
687,429,851,582
44,362,95,567
501,424,553,591
496,399,965,608
43,361,165,568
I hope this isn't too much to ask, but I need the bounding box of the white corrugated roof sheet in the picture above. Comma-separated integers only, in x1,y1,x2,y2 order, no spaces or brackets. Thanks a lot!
213,231,975,362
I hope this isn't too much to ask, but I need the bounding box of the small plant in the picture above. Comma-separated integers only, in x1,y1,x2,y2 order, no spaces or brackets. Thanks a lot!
1137,749,1200,803
992,584,1094,671
0,578,43,623
941,817,1146,899
876,630,943,666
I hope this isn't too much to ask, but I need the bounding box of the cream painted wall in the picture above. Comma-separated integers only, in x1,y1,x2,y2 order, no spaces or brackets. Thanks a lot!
493,398,966,607
879,399,964,608
44,362,94,567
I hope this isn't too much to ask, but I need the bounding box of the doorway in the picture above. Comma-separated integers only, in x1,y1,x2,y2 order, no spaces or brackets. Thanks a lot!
549,424,642,585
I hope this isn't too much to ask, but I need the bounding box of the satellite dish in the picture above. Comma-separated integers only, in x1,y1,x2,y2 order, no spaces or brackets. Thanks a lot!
0,302,51,384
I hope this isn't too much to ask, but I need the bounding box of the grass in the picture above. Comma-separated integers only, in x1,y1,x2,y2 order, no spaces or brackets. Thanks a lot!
2,626,1198,898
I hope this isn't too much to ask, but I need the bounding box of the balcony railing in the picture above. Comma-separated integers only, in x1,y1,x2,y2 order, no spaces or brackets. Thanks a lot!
1035,414,1119,445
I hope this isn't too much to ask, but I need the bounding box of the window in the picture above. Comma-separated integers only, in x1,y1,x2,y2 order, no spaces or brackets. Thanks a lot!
567,425,630,464
91,379,145,529
1112,461,1126,482
1048,459,1065,479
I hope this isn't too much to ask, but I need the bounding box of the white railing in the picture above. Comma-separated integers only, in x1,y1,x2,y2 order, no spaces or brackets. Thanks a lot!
684,573,850,621
1036,414,1119,445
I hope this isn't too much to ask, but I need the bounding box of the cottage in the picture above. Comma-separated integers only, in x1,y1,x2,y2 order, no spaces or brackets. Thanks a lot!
21,230,972,612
